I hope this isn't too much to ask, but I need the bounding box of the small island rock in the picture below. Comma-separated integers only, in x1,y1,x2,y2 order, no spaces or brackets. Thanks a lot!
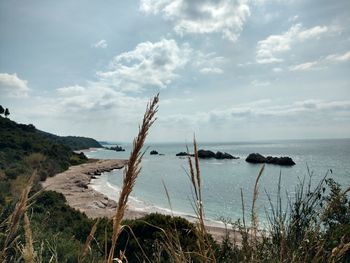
245,153,266,163
246,153,295,166
215,151,239,159
176,152,190,156
107,145,125,152
197,149,216,158
176,149,238,159
150,150,159,155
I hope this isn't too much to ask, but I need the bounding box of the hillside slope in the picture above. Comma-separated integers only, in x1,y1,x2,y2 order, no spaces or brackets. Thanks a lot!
38,131,102,150
0,116,89,183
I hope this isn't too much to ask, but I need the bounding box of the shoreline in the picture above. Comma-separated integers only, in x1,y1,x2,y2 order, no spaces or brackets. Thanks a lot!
42,158,240,241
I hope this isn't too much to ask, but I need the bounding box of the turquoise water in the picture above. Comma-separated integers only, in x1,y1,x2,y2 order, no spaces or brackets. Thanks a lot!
86,139,350,225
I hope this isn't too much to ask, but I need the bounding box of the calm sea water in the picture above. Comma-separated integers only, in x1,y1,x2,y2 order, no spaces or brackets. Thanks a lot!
86,139,350,225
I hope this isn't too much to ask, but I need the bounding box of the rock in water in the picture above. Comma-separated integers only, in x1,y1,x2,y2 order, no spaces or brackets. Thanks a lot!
107,145,125,151
150,150,159,155
197,149,216,158
215,151,239,159
274,156,295,166
176,152,190,156
246,153,295,166
176,149,238,159
246,153,266,163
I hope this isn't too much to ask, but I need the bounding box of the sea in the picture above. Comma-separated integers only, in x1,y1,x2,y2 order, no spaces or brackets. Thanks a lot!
85,139,350,227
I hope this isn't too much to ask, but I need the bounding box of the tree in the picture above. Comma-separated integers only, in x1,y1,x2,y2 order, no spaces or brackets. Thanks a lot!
0,105,4,115
4,108,10,118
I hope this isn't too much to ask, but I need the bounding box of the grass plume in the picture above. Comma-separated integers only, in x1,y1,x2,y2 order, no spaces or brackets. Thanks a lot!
107,94,159,263
0,172,36,262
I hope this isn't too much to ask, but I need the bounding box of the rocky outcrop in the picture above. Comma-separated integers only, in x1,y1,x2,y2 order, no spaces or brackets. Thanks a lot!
176,150,239,159
265,156,295,166
106,145,125,152
246,153,295,166
245,153,266,163
150,150,159,155
197,149,239,159
215,151,238,159
197,149,216,158
176,152,192,157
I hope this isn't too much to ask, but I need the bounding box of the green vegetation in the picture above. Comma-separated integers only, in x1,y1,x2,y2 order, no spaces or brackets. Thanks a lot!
0,189,201,262
0,105,9,118
0,116,88,203
38,131,102,151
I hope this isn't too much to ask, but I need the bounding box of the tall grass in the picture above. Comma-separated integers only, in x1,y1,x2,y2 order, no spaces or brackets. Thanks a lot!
0,172,37,262
186,137,217,262
107,94,159,263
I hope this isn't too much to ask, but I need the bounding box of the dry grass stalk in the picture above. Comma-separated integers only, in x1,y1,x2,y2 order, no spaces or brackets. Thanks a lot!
251,164,265,242
187,137,216,262
0,172,35,262
161,230,189,262
21,212,36,263
78,219,99,263
249,164,264,262
106,94,159,263
158,182,193,262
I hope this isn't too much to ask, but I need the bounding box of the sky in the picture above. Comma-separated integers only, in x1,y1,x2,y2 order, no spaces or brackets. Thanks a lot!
0,0,349,142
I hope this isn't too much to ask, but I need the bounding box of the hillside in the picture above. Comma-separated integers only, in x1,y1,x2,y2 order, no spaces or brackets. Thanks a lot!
38,131,102,150
0,116,89,199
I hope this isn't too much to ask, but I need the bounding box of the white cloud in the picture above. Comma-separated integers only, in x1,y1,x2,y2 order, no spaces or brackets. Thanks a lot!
194,52,225,74
161,99,350,126
0,73,29,97
256,23,329,64
289,61,318,71
289,50,350,72
93,39,108,49
57,85,86,95
56,84,144,113
49,38,226,118
200,67,223,74
272,67,283,73
140,0,251,43
326,51,350,62
97,39,191,92
251,80,270,87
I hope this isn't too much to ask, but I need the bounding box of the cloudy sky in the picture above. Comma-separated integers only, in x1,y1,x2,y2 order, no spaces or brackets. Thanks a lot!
1,0,349,142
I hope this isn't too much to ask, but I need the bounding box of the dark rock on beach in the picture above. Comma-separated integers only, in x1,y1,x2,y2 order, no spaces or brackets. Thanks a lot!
150,150,159,155
246,153,295,166
94,170,101,176
75,180,88,189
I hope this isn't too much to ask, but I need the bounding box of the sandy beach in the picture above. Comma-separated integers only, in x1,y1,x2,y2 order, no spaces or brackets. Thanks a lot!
42,159,240,242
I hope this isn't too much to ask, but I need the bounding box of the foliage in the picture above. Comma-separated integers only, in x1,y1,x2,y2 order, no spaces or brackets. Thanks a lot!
38,131,102,150
4,108,9,118
216,172,350,263
0,116,89,205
